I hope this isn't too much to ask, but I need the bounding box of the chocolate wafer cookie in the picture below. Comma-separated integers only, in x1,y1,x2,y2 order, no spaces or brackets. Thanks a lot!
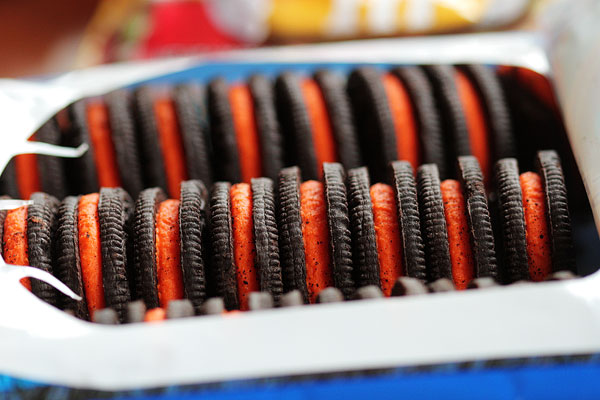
417,163,452,281
65,100,99,194
248,74,284,181
389,161,427,281
36,119,67,199
391,67,446,178
55,195,88,318
460,64,515,162
105,90,144,198
535,150,576,273
179,180,210,312
173,83,213,186
251,177,284,303
207,78,241,183
347,167,379,288
27,192,60,306
133,187,167,308
314,69,362,170
494,158,528,282
422,65,470,174
347,67,397,182
133,86,168,191
275,72,319,180
98,187,134,321
276,166,308,301
323,162,355,298
209,182,238,309
457,156,498,279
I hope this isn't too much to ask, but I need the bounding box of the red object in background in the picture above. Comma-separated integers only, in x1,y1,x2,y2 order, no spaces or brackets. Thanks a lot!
140,1,243,58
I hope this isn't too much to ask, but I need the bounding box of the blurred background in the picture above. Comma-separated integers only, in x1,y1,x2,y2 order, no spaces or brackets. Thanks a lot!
0,0,554,78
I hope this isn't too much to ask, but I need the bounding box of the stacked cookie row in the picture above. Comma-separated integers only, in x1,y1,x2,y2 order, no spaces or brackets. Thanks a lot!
0,151,575,323
1,64,540,202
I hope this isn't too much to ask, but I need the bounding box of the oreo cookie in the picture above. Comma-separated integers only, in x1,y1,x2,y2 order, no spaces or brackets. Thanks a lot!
494,158,529,282
133,187,167,308
65,100,99,194
422,65,470,174
314,69,362,170
251,177,284,303
207,78,241,182
460,64,515,162
323,162,355,298
535,150,576,273
98,187,134,322
55,195,88,319
105,90,144,198
456,156,498,279
276,166,308,300
27,192,60,307
133,86,168,191
209,182,237,310
346,167,379,288
0,160,19,198
0,197,8,257
179,180,210,313
248,74,285,180
173,84,213,186
275,72,319,180
389,161,427,281
391,67,446,178
347,67,397,182
35,119,67,199
416,164,452,281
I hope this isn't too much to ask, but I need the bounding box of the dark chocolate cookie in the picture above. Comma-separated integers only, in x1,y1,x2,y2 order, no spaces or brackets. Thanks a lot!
535,150,576,273
275,72,319,180
133,86,168,191
346,167,379,288
323,162,355,298
314,69,362,170
27,192,60,307
460,64,515,161
347,67,397,182
65,100,99,194
209,181,238,310
55,195,88,319
422,65,470,174
276,166,308,301
457,156,498,279
179,179,210,313
105,90,144,198
133,187,166,308
99,187,134,322
251,177,284,303
389,161,427,281
248,74,284,181
416,163,452,281
494,158,528,282
207,78,241,182
36,119,67,199
392,67,446,178
173,83,213,186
